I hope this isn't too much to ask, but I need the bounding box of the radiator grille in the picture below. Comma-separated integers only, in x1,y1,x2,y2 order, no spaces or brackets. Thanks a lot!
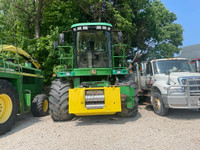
187,79,200,96
85,90,105,109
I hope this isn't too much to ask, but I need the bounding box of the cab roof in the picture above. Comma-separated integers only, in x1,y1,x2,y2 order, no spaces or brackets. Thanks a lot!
151,58,188,62
71,22,112,28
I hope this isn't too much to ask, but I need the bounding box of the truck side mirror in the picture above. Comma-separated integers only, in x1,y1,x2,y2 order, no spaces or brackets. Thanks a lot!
195,60,200,72
165,70,171,75
53,41,58,50
59,33,65,45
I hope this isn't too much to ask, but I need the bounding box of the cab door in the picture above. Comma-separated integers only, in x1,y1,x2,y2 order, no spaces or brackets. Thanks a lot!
145,62,154,90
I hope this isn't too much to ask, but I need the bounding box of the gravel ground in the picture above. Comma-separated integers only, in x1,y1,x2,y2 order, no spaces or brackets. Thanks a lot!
0,105,200,150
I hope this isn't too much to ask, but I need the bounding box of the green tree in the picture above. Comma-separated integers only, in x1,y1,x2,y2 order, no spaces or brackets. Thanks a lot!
74,0,183,59
0,0,183,85
134,0,183,60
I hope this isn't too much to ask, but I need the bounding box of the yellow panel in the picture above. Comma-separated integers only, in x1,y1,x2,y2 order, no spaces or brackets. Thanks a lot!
69,87,121,116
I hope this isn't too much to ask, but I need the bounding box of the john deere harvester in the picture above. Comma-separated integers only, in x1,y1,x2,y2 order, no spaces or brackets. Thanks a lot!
0,44,49,135
49,23,138,121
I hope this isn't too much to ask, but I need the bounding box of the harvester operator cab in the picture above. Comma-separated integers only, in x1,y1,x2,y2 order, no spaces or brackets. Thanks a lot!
71,23,112,69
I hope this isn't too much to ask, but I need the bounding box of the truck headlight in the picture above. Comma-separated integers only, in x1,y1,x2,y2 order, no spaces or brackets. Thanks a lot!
168,87,185,95
181,79,187,85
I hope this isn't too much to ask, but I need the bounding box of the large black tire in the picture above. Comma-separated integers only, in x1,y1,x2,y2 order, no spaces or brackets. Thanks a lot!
118,73,138,103
152,92,169,116
32,94,49,117
117,73,138,117
49,79,74,121
0,80,19,135
117,102,138,117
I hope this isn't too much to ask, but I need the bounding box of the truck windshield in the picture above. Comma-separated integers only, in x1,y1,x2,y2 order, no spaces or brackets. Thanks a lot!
153,60,194,74
74,30,111,68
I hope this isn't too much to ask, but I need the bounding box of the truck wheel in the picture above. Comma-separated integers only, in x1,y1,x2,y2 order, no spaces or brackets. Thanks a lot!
32,94,49,117
49,79,74,121
117,102,138,117
152,92,169,116
0,80,19,135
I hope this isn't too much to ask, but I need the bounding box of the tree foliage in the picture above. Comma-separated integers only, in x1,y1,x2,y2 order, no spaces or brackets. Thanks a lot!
0,0,183,85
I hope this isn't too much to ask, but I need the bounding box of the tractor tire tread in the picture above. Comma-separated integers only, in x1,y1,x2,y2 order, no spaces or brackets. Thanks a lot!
32,94,49,117
117,73,138,117
0,79,19,135
49,79,74,121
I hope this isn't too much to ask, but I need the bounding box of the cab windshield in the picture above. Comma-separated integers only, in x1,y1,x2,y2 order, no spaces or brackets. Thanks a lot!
153,60,194,74
74,30,111,68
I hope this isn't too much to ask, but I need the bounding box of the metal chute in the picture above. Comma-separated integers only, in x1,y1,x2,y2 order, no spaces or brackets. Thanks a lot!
1,45,41,69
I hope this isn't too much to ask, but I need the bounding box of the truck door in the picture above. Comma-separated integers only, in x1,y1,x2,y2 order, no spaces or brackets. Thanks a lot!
145,62,154,89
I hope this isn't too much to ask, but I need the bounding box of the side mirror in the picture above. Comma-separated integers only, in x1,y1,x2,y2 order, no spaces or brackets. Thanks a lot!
165,70,171,75
195,60,200,72
70,36,74,44
117,31,123,43
59,33,65,45
53,41,58,50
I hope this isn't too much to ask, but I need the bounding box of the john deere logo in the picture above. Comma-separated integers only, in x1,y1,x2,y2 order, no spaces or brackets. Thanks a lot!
90,69,96,75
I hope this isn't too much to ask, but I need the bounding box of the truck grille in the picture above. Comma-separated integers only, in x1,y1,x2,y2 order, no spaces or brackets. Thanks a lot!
85,90,105,109
187,79,200,96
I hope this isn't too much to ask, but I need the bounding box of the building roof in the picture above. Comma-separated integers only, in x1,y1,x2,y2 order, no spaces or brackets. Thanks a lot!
178,43,200,59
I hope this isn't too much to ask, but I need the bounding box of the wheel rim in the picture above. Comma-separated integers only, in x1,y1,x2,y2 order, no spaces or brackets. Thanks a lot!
43,99,48,112
0,94,13,124
154,96,161,112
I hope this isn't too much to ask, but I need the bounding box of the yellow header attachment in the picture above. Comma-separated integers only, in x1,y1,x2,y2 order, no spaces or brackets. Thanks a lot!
69,87,121,116
1,45,41,69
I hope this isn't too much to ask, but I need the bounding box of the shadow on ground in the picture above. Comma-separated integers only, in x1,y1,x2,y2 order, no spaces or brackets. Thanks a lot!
141,102,200,120
0,113,42,138
167,109,200,120
73,112,141,126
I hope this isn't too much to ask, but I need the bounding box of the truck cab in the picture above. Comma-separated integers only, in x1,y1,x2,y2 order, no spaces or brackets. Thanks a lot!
137,58,200,115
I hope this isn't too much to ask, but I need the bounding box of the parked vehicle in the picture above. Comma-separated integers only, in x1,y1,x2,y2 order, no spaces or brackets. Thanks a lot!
49,22,138,121
0,44,49,135
136,58,200,115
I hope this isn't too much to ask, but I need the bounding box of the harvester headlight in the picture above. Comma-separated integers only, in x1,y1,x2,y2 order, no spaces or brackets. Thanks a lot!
107,27,111,31
83,26,88,30
102,26,107,30
73,28,76,31
96,26,101,29
77,27,82,30
65,72,70,76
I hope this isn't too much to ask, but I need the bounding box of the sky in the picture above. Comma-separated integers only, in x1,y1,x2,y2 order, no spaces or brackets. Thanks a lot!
161,0,200,47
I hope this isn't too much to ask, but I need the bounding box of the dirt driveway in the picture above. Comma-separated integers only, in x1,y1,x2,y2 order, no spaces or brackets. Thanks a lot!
1,105,200,150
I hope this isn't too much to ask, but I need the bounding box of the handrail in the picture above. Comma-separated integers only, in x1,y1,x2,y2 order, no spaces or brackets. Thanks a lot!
112,44,127,70
58,45,73,71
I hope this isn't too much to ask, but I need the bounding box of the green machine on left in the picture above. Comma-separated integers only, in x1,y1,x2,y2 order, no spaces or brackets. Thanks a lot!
0,43,49,135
